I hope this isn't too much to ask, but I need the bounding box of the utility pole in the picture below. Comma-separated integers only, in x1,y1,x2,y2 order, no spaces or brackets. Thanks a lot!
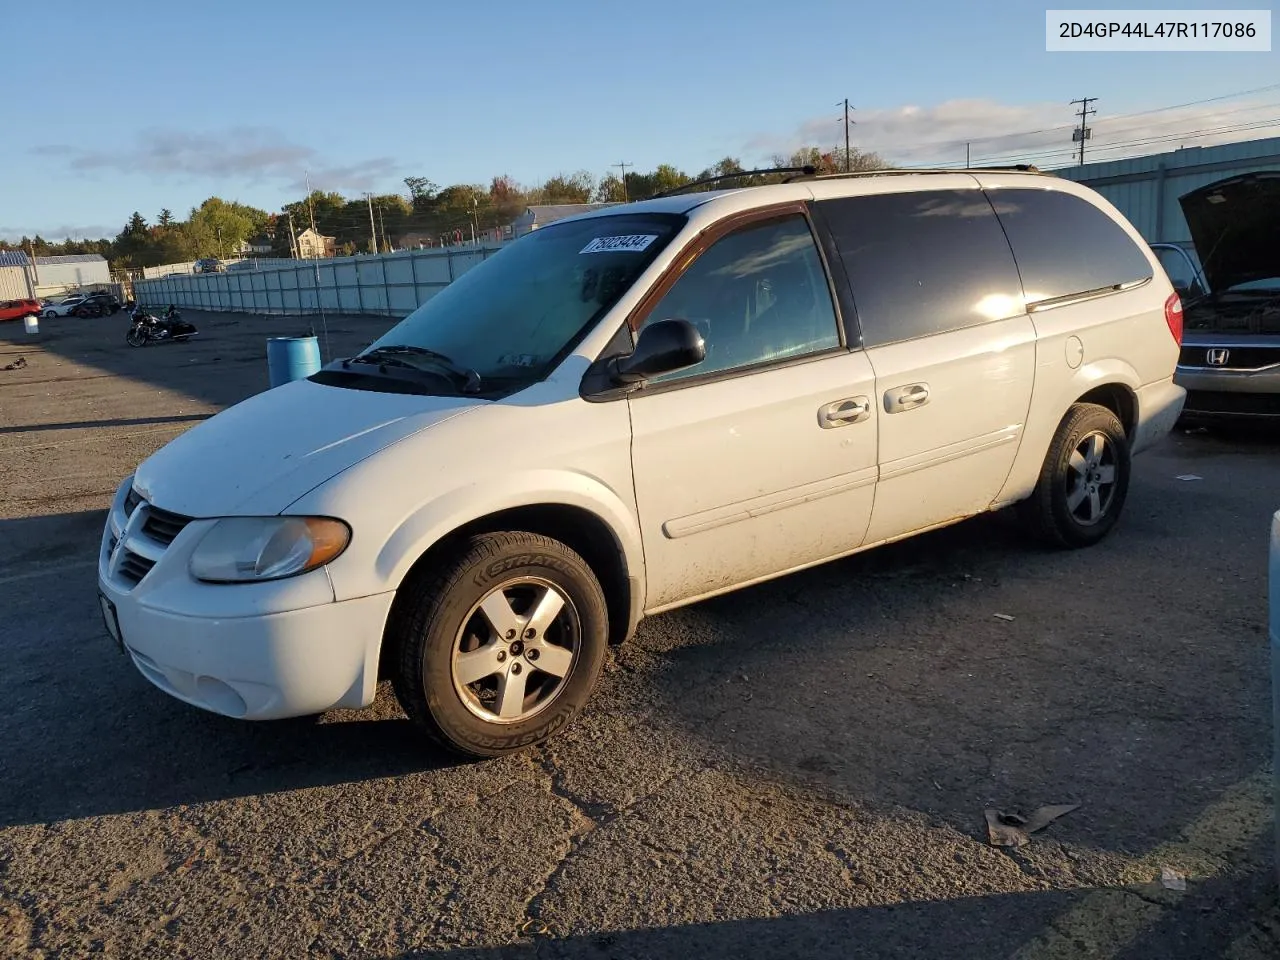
304,170,319,255
1070,97,1097,166
613,161,632,202
287,212,299,259
966,142,971,167
365,193,377,254
837,99,855,172
377,205,387,253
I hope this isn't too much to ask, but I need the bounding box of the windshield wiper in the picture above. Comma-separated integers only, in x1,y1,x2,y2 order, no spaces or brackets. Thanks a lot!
358,345,484,393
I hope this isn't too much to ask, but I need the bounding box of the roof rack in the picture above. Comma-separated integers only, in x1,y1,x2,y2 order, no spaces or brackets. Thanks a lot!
783,164,1044,182
648,163,1047,201
651,166,817,199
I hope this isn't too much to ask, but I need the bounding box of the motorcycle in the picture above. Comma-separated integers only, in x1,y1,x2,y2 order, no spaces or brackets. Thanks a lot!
126,307,198,347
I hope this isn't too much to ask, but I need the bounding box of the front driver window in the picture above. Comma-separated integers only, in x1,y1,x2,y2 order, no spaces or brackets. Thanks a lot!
636,214,841,383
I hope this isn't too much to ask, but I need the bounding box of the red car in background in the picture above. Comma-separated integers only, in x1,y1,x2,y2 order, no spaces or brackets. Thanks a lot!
0,299,41,321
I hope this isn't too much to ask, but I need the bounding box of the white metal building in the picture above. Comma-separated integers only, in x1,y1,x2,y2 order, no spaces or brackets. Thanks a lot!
33,253,111,290
0,251,36,299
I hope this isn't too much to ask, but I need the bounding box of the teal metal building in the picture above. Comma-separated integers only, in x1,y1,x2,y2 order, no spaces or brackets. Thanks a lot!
1053,136,1280,245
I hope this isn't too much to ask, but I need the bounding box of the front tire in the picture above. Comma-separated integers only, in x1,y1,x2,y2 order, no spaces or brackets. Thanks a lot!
389,532,609,758
126,327,147,347
1019,402,1131,548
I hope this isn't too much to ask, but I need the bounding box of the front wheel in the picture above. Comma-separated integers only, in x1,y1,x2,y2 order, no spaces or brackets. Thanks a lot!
389,531,609,758
126,327,147,347
1018,402,1131,548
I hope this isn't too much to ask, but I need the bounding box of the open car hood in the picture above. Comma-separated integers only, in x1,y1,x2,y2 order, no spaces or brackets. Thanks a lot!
1178,172,1280,294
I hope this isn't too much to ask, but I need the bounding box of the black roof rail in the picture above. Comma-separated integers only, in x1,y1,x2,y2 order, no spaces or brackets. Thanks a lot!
650,166,816,199
783,163,1044,182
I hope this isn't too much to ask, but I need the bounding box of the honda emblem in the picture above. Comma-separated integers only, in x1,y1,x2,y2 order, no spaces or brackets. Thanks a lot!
1206,348,1230,366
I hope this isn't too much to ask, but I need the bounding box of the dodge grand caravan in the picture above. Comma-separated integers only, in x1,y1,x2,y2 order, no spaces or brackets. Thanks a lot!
98,169,1186,757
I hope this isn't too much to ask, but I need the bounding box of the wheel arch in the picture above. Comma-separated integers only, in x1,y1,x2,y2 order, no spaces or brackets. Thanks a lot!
997,359,1142,506
367,477,646,681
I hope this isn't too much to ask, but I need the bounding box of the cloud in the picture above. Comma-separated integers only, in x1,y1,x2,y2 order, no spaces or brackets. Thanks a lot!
32,126,398,193
746,96,1280,168
0,223,116,242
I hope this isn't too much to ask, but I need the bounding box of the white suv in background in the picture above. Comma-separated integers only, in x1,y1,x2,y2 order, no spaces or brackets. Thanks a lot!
98,169,1185,757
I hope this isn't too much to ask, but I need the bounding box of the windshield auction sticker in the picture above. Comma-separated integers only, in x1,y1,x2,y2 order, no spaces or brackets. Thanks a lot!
1046,9,1271,50
580,235,659,254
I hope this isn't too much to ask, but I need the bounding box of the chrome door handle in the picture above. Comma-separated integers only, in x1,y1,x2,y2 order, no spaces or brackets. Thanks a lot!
884,383,930,413
818,396,871,428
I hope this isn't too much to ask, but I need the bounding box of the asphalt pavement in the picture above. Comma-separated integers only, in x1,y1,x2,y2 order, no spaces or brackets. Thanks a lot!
1,309,1277,959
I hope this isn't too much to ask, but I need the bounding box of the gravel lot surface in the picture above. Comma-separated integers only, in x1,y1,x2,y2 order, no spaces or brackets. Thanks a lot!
2,309,1277,959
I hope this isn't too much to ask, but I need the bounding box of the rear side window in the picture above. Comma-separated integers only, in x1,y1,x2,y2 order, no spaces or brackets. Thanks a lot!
816,190,1025,348
987,188,1153,304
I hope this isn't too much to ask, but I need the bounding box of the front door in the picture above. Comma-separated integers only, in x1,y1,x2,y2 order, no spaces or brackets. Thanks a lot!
626,209,879,611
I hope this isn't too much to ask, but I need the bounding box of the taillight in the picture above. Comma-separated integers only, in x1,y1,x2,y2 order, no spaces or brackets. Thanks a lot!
1164,292,1183,345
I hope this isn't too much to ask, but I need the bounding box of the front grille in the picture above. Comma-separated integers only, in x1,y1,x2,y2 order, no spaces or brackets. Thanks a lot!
1179,345,1280,370
142,505,192,546
1183,390,1280,417
117,551,156,585
108,490,194,589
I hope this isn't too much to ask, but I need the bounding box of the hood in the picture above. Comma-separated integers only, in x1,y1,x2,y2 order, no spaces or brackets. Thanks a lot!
1178,172,1280,294
132,378,481,517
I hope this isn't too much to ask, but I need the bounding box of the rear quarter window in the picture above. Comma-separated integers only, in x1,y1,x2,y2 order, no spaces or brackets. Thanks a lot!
815,189,1025,348
987,188,1153,304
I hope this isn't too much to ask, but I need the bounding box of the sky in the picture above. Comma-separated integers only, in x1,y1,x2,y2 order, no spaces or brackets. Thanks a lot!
2,0,1278,241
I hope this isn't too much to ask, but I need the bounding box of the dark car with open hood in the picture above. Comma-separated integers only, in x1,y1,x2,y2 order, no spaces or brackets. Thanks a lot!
1162,172,1280,422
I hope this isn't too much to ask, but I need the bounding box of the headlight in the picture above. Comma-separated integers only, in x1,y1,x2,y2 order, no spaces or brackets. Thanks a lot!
189,517,350,583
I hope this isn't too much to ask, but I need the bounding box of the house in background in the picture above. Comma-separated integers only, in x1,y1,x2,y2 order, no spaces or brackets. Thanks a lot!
509,203,618,238
295,227,336,259
237,236,273,256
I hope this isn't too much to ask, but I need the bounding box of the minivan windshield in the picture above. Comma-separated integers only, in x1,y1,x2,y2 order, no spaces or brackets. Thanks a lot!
352,212,686,393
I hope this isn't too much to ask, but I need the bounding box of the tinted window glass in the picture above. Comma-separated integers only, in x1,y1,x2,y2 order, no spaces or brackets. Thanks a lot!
636,215,840,383
987,188,1153,303
817,190,1025,348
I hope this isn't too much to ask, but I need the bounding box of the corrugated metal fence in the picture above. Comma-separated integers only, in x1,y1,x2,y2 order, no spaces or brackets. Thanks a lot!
1055,135,1280,244
134,244,509,317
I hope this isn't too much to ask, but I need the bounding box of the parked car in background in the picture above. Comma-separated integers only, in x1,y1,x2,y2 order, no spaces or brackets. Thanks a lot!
193,258,224,274
43,295,89,318
99,168,1185,758
1168,172,1280,422
80,292,121,316
0,298,42,321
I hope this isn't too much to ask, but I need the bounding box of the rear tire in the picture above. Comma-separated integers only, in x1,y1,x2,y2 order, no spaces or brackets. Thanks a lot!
1018,402,1131,549
389,531,609,758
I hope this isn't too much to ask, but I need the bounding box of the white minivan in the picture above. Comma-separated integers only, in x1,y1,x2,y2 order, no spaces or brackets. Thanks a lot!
98,169,1186,757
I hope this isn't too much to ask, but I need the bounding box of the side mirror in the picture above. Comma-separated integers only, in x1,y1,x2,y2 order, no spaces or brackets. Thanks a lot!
609,319,706,385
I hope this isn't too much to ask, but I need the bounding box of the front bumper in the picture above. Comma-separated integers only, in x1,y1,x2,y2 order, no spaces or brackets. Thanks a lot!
98,480,395,720
1175,365,1280,419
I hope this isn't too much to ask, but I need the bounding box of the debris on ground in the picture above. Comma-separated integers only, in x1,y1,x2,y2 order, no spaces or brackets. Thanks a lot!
1160,866,1187,891
984,804,1080,847
993,613,1015,622
1,357,27,371
1176,474,1203,481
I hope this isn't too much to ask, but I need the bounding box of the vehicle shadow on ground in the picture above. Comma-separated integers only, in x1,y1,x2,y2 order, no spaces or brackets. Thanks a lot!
403,839,1278,958
0,310,395,411
0,414,212,435
637,454,1275,856
0,510,461,829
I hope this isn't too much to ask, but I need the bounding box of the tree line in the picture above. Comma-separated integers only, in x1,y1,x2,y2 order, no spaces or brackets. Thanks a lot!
0,144,883,271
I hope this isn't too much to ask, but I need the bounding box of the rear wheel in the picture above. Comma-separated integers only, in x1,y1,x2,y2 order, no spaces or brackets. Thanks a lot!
1019,402,1131,548
389,531,609,758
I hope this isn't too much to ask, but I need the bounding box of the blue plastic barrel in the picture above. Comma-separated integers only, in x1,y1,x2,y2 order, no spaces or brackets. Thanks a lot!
267,336,321,387
1271,510,1279,883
